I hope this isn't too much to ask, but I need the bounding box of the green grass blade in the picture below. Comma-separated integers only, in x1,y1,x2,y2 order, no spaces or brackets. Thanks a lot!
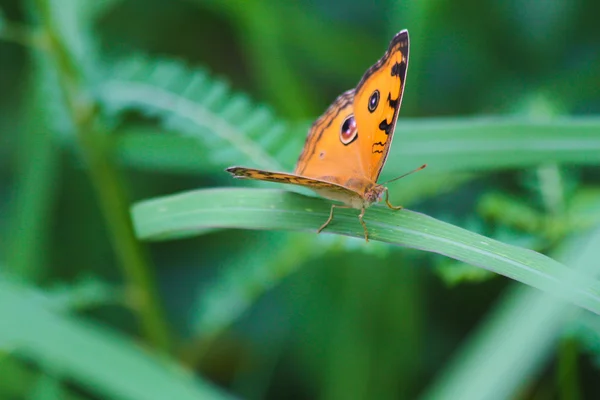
0,279,232,400
389,117,600,177
131,188,600,315
423,283,569,400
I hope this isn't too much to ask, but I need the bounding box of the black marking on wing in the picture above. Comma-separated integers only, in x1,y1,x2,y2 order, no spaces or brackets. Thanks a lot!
372,141,386,154
387,93,399,109
379,119,393,135
391,61,406,79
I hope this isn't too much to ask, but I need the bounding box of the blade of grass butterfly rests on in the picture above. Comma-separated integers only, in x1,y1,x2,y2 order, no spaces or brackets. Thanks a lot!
131,188,600,315
0,277,233,400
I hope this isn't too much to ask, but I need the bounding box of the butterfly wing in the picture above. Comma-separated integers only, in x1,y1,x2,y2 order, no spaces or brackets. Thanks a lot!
226,166,362,206
293,30,409,194
227,30,409,204
353,29,409,182
293,90,366,188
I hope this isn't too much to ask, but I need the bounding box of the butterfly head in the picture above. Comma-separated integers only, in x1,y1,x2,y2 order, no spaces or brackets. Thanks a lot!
363,183,387,206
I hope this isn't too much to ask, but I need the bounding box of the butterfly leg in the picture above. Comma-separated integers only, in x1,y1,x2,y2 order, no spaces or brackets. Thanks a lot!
318,204,352,234
357,207,369,242
384,188,403,210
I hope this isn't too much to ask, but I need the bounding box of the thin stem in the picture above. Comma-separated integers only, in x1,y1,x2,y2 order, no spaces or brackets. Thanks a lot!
31,0,171,352
557,337,581,400
5,88,59,282
0,20,47,48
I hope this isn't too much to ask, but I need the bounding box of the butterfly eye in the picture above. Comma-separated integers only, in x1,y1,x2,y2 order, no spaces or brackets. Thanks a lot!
368,90,380,112
340,115,358,145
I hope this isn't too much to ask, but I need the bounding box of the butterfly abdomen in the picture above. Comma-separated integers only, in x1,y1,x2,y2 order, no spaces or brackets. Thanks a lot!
310,186,365,209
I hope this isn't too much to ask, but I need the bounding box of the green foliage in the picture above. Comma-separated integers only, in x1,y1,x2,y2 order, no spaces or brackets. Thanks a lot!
0,279,231,400
100,55,295,171
1,0,600,399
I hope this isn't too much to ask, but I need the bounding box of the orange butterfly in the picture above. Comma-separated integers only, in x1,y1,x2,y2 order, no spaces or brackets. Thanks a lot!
227,30,423,241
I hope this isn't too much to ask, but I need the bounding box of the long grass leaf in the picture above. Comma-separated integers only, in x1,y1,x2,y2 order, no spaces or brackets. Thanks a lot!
131,188,600,315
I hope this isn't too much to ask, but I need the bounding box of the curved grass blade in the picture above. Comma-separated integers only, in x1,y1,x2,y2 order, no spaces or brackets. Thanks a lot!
131,188,600,316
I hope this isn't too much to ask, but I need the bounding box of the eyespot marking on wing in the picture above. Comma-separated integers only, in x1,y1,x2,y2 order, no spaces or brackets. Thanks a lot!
368,90,380,113
339,115,358,145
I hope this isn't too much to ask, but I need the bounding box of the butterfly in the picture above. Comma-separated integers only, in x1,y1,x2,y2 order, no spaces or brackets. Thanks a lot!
227,29,423,242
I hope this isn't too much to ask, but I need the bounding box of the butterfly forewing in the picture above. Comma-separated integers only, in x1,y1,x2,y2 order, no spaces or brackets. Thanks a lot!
294,30,409,191
353,30,409,182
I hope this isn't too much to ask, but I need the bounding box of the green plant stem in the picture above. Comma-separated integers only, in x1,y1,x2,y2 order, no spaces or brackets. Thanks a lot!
196,0,316,119
0,20,46,48
32,0,170,352
0,356,87,400
5,71,59,282
5,137,56,281
389,0,444,116
557,337,581,400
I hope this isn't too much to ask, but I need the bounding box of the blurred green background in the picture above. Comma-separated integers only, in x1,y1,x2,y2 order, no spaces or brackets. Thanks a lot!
1,0,600,399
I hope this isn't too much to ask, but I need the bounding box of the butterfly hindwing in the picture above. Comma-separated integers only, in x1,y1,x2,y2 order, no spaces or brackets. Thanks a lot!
226,167,359,195
293,91,366,188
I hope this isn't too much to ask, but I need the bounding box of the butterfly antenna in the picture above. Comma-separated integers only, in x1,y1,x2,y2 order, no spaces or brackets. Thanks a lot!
382,164,427,185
